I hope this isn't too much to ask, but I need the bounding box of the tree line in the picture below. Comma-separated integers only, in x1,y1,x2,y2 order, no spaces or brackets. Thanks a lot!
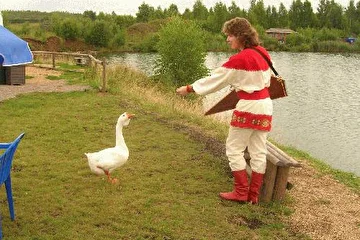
2,0,360,52
136,0,360,34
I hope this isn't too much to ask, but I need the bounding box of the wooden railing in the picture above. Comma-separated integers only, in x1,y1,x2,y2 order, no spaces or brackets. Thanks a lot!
32,51,107,92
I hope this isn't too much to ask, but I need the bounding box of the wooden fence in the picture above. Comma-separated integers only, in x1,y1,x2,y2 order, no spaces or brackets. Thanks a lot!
32,51,107,92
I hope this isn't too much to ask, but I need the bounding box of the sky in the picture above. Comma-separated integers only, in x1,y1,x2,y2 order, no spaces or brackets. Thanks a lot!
0,0,353,15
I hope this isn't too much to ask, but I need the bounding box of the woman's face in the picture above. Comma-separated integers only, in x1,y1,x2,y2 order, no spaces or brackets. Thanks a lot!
226,34,242,50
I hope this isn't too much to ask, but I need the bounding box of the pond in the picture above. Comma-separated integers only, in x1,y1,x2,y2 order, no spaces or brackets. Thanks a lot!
107,52,360,176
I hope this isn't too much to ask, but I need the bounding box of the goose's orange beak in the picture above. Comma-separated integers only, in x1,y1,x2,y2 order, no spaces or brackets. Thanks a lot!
126,113,135,119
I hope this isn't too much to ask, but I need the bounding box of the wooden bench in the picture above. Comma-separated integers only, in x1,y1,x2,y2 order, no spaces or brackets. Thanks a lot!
244,141,301,203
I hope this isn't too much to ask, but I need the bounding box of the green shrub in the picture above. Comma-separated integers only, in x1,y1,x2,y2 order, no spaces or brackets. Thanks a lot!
314,28,344,41
110,29,126,49
133,33,159,52
312,40,352,52
58,19,80,40
85,20,111,47
155,17,208,86
203,32,228,51
262,35,280,51
286,33,307,47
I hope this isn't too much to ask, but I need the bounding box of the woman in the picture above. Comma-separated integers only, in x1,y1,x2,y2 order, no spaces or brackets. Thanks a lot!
176,17,273,204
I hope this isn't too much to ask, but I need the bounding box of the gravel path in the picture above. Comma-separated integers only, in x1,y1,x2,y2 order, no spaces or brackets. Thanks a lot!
0,65,90,102
286,160,360,239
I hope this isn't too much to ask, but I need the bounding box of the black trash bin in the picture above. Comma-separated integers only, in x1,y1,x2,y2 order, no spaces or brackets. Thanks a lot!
0,66,5,85
5,65,25,85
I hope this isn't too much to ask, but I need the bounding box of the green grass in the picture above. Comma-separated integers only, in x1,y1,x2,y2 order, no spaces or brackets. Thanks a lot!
4,62,358,239
0,91,304,239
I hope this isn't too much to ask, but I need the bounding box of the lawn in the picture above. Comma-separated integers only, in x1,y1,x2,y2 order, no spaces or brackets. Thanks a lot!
0,89,305,239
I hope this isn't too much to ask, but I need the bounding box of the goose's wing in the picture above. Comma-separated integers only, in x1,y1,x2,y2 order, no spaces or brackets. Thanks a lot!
87,148,128,171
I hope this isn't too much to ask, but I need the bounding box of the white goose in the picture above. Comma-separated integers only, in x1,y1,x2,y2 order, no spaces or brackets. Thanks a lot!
85,112,134,184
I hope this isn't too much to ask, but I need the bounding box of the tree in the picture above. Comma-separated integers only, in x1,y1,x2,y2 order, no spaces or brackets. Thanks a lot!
302,0,316,28
182,8,192,20
345,0,360,34
85,20,111,47
136,2,155,22
228,1,245,19
153,6,166,19
317,0,331,27
266,6,278,28
110,29,126,48
248,0,268,28
165,4,180,17
59,18,80,40
192,0,209,20
288,0,315,29
317,0,345,29
289,0,304,29
83,10,96,21
278,3,289,28
156,17,208,85
114,15,136,29
206,2,229,33
328,1,345,29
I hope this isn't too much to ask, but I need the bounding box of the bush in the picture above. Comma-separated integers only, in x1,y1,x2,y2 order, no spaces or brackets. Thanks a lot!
312,40,353,52
203,32,228,51
261,35,280,51
58,19,80,40
85,20,111,47
110,29,126,49
133,33,159,52
155,17,208,86
314,28,344,41
286,33,307,47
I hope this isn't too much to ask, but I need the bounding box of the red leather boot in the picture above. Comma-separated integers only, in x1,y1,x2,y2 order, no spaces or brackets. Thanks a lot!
248,171,264,204
219,170,248,202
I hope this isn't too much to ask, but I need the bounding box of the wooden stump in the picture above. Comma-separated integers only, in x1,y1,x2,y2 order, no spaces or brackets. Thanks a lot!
244,141,300,203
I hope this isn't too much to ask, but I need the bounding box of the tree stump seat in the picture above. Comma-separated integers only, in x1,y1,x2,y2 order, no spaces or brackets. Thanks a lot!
244,141,301,203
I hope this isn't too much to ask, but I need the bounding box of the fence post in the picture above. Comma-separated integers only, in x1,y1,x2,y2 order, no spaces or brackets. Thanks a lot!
101,58,106,92
52,53,55,69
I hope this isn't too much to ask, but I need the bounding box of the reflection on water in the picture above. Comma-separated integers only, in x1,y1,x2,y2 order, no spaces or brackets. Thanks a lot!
107,52,360,176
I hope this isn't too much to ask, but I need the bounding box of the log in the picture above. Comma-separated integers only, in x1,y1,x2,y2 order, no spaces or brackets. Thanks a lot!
260,160,278,203
266,150,285,167
272,166,290,201
267,141,301,167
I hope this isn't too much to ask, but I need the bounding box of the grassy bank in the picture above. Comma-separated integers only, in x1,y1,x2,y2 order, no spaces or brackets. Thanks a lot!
1,64,358,239
0,65,304,239
0,95,302,239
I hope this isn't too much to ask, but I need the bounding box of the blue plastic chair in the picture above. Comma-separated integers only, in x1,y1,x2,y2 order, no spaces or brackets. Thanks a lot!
0,133,25,239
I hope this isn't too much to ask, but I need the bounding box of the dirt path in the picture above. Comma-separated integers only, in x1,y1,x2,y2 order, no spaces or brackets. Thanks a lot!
1,66,359,240
0,65,90,102
286,160,359,240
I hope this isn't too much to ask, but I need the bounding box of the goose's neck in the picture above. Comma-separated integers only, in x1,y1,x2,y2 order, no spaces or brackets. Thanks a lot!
115,125,127,149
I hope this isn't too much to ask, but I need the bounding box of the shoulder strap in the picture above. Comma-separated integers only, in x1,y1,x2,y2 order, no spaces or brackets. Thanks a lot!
249,47,279,76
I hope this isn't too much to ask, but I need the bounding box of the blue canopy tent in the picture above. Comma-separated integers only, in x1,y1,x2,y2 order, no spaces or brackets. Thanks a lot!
0,26,33,66
0,26,33,84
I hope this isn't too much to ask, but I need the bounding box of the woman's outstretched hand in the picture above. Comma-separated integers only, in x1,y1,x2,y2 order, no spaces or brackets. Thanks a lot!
176,86,189,96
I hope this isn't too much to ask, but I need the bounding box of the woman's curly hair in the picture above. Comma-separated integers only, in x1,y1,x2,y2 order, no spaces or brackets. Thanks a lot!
222,17,260,48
